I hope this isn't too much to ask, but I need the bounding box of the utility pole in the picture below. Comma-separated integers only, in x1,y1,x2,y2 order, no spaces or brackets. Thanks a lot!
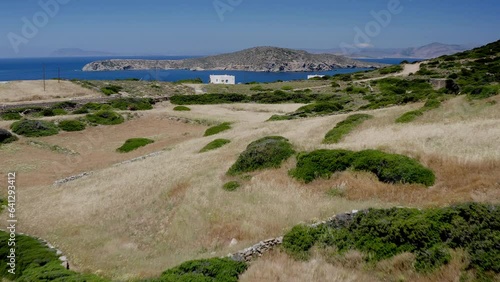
43,64,46,91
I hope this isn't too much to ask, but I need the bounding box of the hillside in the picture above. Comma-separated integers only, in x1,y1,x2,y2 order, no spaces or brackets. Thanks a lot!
1,40,499,281
309,42,471,59
82,46,384,72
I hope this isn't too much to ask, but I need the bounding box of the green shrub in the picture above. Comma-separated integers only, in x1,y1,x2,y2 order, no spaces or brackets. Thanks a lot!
281,85,294,91
174,78,203,84
290,149,435,186
396,110,424,123
204,122,231,136
223,181,240,191
351,150,435,186
86,110,124,125
37,108,68,117
267,115,295,121
296,102,344,115
200,139,230,153
51,101,78,110
323,114,373,143
423,99,441,110
100,85,123,95
0,231,107,281
171,94,248,105
227,136,295,175
250,85,265,91
0,112,22,120
58,120,86,132
282,225,321,260
0,129,18,144
290,149,354,183
117,138,154,153
110,98,154,111
158,258,247,282
10,120,59,137
379,65,403,75
173,106,191,111
283,203,500,275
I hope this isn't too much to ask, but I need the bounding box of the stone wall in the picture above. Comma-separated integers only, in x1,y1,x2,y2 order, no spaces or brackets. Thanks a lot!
228,209,365,262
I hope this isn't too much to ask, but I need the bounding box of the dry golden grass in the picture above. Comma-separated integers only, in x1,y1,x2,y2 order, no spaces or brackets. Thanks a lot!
241,248,491,282
4,95,499,280
0,80,99,103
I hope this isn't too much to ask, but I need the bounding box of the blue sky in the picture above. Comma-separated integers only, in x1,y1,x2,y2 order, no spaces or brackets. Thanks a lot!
0,0,499,57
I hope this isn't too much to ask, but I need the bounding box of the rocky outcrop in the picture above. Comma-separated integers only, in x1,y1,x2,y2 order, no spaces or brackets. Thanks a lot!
83,46,385,72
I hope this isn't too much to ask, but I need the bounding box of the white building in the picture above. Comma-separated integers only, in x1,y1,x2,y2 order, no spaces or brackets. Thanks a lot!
210,75,236,85
307,75,325,79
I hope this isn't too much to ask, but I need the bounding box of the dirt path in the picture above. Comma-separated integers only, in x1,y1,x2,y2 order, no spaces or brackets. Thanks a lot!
295,62,423,91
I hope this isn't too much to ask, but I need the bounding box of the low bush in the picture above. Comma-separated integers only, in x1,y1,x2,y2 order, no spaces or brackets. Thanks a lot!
116,138,154,153
351,150,435,186
173,106,191,111
379,65,403,75
100,85,123,95
174,78,203,84
396,110,424,123
267,115,295,121
281,85,294,91
157,258,247,282
0,112,22,120
290,149,435,186
171,93,248,105
282,203,500,275
72,102,108,114
10,120,59,137
200,139,230,153
204,122,232,136
0,129,18,144
86,110,124,125
296,102,344,115
323,114,373,143
223,181,240,191
227,136,295,175
290,149,354,183
110,98,154,111
51,101,78,110
39,108,68,117
282,225,321,260
58,120,86,132
0,231,107,281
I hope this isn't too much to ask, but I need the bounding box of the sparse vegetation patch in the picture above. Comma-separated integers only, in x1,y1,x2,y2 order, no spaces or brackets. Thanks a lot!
58,120,87,132
117,138,154,153
323,114,373,143
173,106,191,111
204,122,232,136
199,139,230,153
223,181,240,191
86,110,125,125
10,120,59,137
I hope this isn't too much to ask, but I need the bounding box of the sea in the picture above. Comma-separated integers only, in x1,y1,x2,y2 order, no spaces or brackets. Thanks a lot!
0,56,421,84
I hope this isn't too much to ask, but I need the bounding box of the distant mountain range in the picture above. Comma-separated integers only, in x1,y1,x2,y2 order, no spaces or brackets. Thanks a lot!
82,46,385,72
50,48,116,57
306,43,475,59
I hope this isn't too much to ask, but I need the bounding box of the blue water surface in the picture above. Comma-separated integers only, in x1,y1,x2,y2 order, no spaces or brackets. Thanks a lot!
0,56,420,83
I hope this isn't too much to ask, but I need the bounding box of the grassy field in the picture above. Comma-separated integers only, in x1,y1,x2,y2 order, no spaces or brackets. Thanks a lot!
1,42,499,281
0,92,495,280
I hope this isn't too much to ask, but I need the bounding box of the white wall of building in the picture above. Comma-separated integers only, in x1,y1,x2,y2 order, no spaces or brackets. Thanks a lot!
307,75,325,79
210,75,236,85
